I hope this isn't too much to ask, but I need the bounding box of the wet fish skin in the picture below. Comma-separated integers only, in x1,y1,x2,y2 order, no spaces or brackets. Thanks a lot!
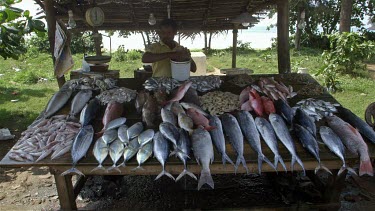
164,81,193,105
161,108,177,126
180,102,208,116
102,129,118,145
192,127,214,190
118,125,129,145
80,98,100,126
134,142,153,170
175,129,197,181
236,111,275,174
255,117,287,171
91,137,109,173
221,113,249,174
69,90,92,118
127,122,144,140
171,102,185,116
135,90,149,113
101,101,124,131
293,108,316,137
105,117,126,131
186,108,215,131
178,113,194,133
274,99,294,125
44,86,73,118
108,138,124,173
61,125,94,176
181,87,201,106
208,115,234,166
153,132,175,181
138,129,155,147
142,95,159,128
319,126,356,175
120,138,140,166
269,113,305,175
159,122,180,146
326,115,373,176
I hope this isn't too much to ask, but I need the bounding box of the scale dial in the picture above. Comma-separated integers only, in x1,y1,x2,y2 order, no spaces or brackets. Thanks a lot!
85,7,105,27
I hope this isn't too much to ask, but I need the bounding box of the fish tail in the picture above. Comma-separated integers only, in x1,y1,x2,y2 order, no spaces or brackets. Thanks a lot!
107,165,121,173
198,168,214,190
61,167,85,176
204,126,217,131
155,169,175,181
314,163,332,175
169,148,190,159
294,155,306,176
275,155,287,172
132,165,145,171
95,130,104,137
240,156,249,174
260,154,276,173
176,169,197,181
90,165,107,173
117,162,125,168
359,159,374,176
66,115,78,122
222,153,234,167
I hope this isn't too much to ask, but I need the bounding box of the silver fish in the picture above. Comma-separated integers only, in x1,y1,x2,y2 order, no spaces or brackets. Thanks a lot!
91,137,109,173
44,86,73,118
120,138,140,166
178,113,194,133
192,127,214,190
171,102,185,116
80,98,100,126
174,129,197,181
108,138,124,173
105,117,126,131
293,108,316,137
61,125,94,176
221,113,249,174
269,114,305,175
127,122,144,140
255,117,287,171
138,129,155,147
102,129,118,145
153,132,175,180
118,125,129,145
134,142,153,170
69,90,92,118
161,108,177,126
180,102,208,116
159,122,179,146
208,115,234,166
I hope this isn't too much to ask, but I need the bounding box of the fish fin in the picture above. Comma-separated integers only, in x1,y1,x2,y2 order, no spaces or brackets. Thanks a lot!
294,155,305,176
61,167,85,176
276,155,287,172
222,153,234,167
359,159,374,176
170,149,190,159
117,162,125,168
204,126,216,131
314,164,332,175
198,168,214,190
66,115,78,122
347,167,358,176
236,156,249,174
95,130,104,137
132,166,145,171
90,165,107,173
176,169,197,181
260,154,276,173
107,166,121,173
155,170,175,181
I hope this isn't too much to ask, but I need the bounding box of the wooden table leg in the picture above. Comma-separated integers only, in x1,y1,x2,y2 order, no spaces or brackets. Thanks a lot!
50,168,77,210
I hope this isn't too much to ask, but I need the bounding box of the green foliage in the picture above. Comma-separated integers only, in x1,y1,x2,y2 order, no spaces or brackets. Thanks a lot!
318,32,375,92
113,45,142,62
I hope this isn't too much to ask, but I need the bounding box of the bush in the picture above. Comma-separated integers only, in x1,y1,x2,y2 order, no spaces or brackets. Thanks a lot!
126,50,142,60
13,71,39,84
113,46,142,62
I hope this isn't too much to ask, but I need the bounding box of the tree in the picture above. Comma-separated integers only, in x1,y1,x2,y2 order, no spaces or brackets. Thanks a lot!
339,0,353,32
0,0,46,59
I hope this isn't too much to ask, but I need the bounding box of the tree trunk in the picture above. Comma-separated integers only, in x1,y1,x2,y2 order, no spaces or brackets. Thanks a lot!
204,31,207,54
140,31,147,49
339,0,353,32
208,32,212,50
294,8,302,51
145,31,151,46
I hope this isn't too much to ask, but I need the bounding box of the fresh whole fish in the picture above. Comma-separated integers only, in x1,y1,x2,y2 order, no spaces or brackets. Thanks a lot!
208,115,234,166
138,129,155,147
61,125,94,176
91,137,109,173
96,87,137,104
80,98,100,126
108,138,124,173
337,106,375,144
154,88,168,105
294,98,339,121
101,101,124,132
221,113,249,174
249,90,264,117
69,90,92,119
261,96,276,115
294,124,331,174
164,81,192,105
127,122,144,140
186,108,215,131
143,77,180,92
181,87,201,106
135,90,149,113
134,142,153,170
120,138,140,166
274,99,295,125
153,132,175,181
105,117,126,131
293,108,316,138
326,115,373,176
192,127,214,190
159,122,180,146
43,85,73,118
269,113,305,175
178,113,194,133
161,108,177,126
171,102,185,116
180,102,209,116
188,75,222,92
118,125,129,145
236,111,275,174
102,129,118,145
255,117,287,171
319,126,357,175
142,95,159,128
175,129,197,181
239,87,252,105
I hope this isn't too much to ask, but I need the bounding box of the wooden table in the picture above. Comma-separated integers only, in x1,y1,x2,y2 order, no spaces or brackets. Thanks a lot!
1,74,374,210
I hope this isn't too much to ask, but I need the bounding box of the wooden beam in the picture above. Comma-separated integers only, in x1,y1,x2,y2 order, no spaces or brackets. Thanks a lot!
277,0,291,74
50,168,77,210
44,0,66,88
232,24,238,68
202,0,214,28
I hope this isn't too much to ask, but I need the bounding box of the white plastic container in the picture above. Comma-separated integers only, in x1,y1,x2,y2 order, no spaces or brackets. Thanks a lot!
171,60,191,81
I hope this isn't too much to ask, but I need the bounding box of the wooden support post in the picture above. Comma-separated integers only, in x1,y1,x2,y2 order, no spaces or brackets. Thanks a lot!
45,0,66,88
50,168,77,210
93,28,102,56
277,0,291,73
74,175,88,199
232,25,238,68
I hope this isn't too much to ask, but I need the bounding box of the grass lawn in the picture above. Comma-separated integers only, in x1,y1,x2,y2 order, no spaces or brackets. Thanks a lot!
0,48,374,133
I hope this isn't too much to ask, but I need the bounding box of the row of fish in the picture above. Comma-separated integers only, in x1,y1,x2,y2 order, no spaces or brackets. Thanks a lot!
68,76,117,91
96,87,137,105
252,77,297,101
293,98,340,121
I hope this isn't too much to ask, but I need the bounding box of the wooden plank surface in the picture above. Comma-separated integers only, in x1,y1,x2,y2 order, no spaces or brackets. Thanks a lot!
1,74,374,176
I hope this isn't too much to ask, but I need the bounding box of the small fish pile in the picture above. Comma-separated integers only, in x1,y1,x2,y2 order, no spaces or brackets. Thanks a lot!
187,76,222,92
226,74,254,87
143,77,180,92
297,83,325,96
252,77,297,101
96,87,137,104
293,98,340,121
8,115,81,162
239,87,275,116
68,76,117,91
199,91,239,115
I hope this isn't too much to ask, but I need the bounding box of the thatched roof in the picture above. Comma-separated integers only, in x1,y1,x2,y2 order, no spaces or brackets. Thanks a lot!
36,0,277,31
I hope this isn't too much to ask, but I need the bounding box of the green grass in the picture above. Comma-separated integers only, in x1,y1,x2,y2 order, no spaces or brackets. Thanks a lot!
0,47,374,134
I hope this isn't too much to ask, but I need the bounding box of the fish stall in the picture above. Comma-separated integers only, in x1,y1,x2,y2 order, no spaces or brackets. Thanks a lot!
0,73,374,210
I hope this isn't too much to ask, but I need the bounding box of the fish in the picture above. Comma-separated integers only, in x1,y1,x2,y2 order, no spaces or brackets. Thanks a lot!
337,106,375,144
294,98,339,121
293,108,316,138
249,90,263,117
239,86,252,105
175,129,197,181
221,113,249,174
255,117,287,171
142,95,159,128
43,85,73,119
118,125,129,145
101,101,124,132
269,113,305,175
186,108,216,131
208,115,234,166
326,115,373,176
104,117,126,131
236,111,275,174
91,137,109,173
161,108,177,126
159,122,180,146
261,96,276,115
102,129,118,145
153,132,175,180
154,88,168,105
294,124,332,174
178,113,194,133
138,129,155,147
61,125,94,176
241,100,253,111
181,87,201,106
191,127,214,190
134,142,153,170
80,98,100,126
108,138,124,173
163,81,193,105
127,122,144,140
274,99,295,125
319,126,357,175
69,90,92,119
135,90,149,113
171,102,185,116
120,138,140,166
180,102,209,116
